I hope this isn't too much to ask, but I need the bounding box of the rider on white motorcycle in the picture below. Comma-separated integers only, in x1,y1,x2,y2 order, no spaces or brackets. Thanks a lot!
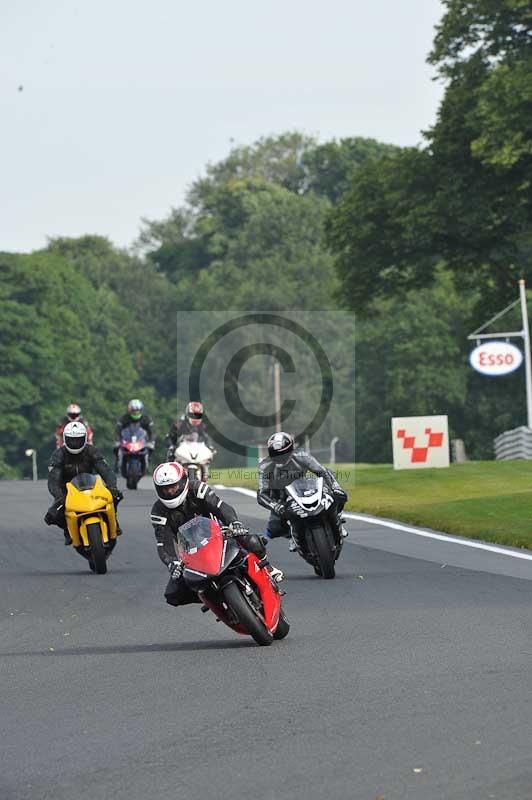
166,402,216,479
166,402,214,453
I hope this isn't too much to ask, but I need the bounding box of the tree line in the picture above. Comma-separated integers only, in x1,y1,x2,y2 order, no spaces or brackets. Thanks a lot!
2,0,530,477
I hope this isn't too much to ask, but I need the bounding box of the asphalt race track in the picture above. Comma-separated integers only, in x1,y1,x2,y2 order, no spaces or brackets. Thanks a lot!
2,480,532,800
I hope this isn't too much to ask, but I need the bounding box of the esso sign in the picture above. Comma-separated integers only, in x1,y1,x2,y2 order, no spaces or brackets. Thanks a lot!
469,341,523,376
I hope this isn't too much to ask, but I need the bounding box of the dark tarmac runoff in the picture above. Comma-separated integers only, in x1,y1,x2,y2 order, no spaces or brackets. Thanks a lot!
2,479,532,800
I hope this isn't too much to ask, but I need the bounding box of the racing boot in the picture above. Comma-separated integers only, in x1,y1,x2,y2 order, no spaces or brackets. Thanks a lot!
268,565,284,583
257,556,284,583
338,516,349,539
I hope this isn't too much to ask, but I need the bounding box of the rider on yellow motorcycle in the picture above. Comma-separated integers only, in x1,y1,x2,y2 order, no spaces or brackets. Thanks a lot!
45,421,123,544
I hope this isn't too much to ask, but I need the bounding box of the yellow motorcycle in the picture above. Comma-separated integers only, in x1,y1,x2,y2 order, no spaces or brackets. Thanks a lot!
65,473,118,574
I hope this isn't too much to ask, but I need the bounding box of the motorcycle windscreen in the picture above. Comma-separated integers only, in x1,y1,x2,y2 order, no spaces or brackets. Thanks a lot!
289,477,319,494
286,477,324,511
66,474,111,518
177,517,224,576
70,473,98,491
181,432,199,442
121,424,148,447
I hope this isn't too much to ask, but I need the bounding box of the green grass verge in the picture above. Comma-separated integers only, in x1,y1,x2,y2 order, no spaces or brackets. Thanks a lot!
210,461,532,550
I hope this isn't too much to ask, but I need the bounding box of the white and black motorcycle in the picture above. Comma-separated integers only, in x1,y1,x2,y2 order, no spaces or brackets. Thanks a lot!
283,476,344,579
168,433,215,481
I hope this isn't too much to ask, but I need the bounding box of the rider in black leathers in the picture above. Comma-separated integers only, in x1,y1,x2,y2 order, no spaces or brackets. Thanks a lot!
116,413,155,443
45,422,123,544
151,464,282,607
257,432,348,541
166,401,213,458
116,413,155,440
114,400,155,474
55,404,94,449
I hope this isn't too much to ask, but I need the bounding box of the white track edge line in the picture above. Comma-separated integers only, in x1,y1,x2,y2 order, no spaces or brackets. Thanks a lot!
213,484,256,498
214,484,532,563
343,513,532,561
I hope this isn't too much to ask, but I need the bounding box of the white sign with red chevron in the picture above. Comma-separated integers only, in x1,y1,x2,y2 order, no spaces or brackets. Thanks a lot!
392,415,450,470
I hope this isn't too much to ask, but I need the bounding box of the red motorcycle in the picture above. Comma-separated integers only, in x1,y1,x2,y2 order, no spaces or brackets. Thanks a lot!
176,517,290,646
119,423,149,489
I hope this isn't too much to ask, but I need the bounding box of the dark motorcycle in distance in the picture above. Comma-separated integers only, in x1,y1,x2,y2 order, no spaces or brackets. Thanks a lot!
119,423,148,490
283,477,343,579
176,516,289,646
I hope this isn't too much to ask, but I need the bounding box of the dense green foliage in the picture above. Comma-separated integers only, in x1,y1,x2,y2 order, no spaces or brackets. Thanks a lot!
3,3,531,476
46,236,176,398
327,0,532,315
2,134,395,476
323,0,532,459
0,250,145,475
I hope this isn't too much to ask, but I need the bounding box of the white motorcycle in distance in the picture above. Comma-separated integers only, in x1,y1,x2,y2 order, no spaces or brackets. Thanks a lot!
169,434,215,481
283,476,344,579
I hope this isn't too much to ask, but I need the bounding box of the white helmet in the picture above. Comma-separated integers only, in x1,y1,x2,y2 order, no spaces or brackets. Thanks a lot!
63,421,88,454
153,462,189,508
66,403,82,421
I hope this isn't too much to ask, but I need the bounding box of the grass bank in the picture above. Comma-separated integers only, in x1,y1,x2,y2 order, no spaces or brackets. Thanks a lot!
211,461,532,550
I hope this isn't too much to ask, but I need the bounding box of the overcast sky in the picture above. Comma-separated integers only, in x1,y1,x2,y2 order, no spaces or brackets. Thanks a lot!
1,0,445,253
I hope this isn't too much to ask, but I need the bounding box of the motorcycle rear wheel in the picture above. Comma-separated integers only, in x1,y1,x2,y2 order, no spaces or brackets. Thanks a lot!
87,522,107,574
222,582,273,646
311,522,336,579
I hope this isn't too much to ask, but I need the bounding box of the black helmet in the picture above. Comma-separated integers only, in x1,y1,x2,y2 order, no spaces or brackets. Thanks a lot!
267,431,294,462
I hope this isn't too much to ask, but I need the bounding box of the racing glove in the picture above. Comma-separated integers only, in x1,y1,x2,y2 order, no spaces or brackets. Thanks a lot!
333,488,348,504
168,559,184,580
272,502,287,518
44,510,56,526
111,488,124,504
223,521,249,538
230,521,249,536
44,501,64,526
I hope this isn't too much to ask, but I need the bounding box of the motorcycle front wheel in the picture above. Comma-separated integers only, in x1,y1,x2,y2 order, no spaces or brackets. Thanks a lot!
273,608,290,640
310,521,336,579
222,582,273,646
86,522,107,574
126,458,142,490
